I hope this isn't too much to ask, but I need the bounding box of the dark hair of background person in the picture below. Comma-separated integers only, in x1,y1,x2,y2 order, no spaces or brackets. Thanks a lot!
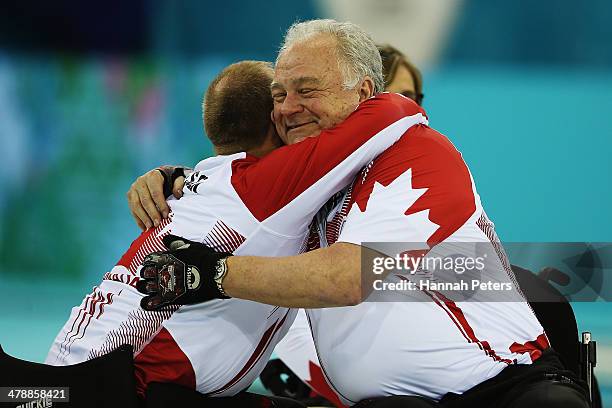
203,61,274,152
378,44,424,105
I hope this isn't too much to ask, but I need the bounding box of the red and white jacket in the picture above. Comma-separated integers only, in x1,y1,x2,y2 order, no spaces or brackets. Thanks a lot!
46,93,428,398
300,114,548,405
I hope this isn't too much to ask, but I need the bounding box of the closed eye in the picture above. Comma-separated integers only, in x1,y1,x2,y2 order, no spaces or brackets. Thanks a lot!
298,88,315,96
272,92,286,103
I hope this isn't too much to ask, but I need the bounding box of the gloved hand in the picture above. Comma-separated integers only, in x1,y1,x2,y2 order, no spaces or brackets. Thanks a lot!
136,235,232,311
156,166,189,199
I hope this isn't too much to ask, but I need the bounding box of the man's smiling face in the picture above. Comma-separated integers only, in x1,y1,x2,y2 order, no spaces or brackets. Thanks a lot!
271,34,362,145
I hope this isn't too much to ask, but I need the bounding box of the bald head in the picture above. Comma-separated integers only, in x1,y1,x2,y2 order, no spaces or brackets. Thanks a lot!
203,61,276,154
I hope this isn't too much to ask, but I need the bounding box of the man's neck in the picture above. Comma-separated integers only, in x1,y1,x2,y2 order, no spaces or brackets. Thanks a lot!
245,144,278,158
213,145,274,158
213,128,283,158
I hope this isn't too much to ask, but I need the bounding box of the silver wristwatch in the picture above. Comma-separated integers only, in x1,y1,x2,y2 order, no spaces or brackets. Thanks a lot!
213,257,230,297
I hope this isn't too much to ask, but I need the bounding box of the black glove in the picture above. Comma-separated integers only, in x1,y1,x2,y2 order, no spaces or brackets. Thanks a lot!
156,166,189,198
136,234,232,311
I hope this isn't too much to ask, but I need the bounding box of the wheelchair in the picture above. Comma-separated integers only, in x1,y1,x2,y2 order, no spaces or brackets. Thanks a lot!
513,264,600,408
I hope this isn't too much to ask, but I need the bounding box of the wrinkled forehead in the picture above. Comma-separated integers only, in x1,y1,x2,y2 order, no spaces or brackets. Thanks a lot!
271,73,323,92
272,38,342,89
277,33,338,66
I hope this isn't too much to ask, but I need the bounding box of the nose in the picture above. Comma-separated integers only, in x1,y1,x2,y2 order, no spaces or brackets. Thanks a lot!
278,92,304,117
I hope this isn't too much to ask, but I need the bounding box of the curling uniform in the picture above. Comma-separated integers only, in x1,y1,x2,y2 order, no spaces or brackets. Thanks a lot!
277,109,549,406
46,93,428,398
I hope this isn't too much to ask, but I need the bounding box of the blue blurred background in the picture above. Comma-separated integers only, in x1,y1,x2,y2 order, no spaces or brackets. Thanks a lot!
0,0,611,405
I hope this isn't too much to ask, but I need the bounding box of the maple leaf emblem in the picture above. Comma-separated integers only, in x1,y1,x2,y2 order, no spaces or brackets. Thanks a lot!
341,168,439,248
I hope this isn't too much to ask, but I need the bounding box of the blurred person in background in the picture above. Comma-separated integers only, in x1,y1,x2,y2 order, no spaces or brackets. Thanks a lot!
135,19,590,408
379,44,424,105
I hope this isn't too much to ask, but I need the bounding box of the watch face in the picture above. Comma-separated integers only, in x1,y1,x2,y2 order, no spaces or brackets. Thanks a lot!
213,259,229,297
214,259,227,280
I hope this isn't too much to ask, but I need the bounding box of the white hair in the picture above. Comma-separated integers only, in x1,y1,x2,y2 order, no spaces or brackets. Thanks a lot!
277,19,385,93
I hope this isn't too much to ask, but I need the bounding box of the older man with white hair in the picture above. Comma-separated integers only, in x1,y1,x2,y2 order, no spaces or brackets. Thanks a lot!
135,19,590,408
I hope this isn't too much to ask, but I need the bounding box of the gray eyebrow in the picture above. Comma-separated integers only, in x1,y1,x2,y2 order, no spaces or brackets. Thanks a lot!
291,76,321,86
270,82,284,91
270,76,321,91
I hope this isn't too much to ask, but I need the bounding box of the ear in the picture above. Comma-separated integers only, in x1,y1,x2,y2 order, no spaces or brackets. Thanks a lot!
357,76,375,102
270,109,276,124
